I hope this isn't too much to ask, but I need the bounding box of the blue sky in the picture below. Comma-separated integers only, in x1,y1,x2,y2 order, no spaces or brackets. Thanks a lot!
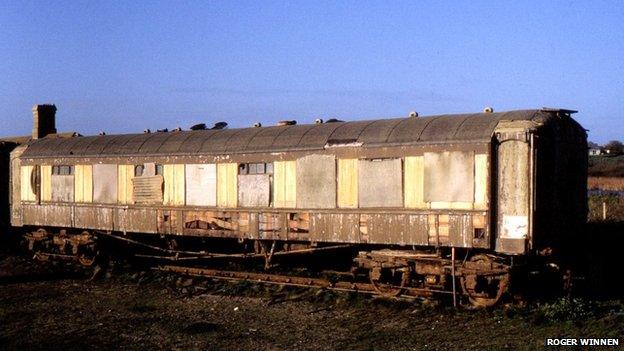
1,1,622,143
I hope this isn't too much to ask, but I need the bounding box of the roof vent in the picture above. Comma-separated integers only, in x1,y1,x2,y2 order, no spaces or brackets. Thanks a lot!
172,126,183,132
157,128,169,133
99,131,106,136
212,122,228,130
278,120,297,126
409,111,418,118
483,106,494,113
143,129,151,134
190,123,206,130
253,122,262,128
315,118,323,124
325,118,344,123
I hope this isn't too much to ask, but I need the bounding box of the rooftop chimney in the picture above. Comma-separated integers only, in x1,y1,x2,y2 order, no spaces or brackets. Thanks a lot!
32,104,57,139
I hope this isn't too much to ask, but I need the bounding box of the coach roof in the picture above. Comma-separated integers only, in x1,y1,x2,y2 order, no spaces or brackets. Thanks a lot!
21,109,563,158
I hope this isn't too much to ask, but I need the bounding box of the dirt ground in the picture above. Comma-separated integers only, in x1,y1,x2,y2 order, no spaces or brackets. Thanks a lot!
1,254,623,351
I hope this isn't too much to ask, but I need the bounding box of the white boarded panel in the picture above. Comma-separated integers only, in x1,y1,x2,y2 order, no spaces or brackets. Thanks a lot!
424,151,475,202
296,154,336,209
358,158,403,208
238,174,270,207
51,175,74,202
93,164,118,204
185,164,217,206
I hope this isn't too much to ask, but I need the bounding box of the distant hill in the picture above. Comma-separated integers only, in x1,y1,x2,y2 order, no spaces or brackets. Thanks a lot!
589,155,624,177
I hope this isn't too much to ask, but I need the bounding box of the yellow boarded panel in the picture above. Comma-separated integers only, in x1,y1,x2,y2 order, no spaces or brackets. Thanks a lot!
20,166,36,202
274,160,296,208
41,165,52,202
117,165,134,204
217,163,238,207
74,165,93,203
337,159,358,208
164,164,185,206
404,156,427,209
474,154,488,210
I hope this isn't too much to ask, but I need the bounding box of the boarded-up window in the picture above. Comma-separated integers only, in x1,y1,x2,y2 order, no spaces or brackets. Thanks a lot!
20,166,36,202
404,156,425,208
118,165,134,204
296,155,336,208
185,164,216,206
163,164,185,206
217,163,238,207
359,158,403,207
132,176,163,204
337,159,358,208
93,164,118,204
273,160,296,208
41,165,52,202
238,174,270,207
424,151,475,203
74,165,93,203
51,174,74,202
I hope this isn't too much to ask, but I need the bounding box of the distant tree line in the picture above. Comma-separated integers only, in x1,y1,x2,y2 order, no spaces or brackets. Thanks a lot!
589,140,624,156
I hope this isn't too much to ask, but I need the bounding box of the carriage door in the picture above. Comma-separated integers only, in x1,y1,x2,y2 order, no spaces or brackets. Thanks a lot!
494,122,534,255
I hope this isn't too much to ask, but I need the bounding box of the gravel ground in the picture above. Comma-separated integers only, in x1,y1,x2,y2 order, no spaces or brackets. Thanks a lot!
1,254,623,351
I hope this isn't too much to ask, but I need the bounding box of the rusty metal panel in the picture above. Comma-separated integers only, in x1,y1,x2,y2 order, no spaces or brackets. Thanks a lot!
366,213,406,244
259,212,288,240
424,151,474,203
358,158,402,207
93,164,118,204
51,175,74,202
185,164,216,206
310,213,359,243
296,154,336,209
407,214,429,245
114,207,158,233
238,174,270,207
74,206,113,230
22,204,72,227
449,214,473,247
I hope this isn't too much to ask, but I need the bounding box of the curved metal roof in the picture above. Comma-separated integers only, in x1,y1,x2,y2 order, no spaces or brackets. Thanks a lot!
21,109,555,158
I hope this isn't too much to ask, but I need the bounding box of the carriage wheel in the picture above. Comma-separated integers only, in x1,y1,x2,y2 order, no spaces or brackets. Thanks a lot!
460,254,509,307
78,255,96,267
369,266,411,297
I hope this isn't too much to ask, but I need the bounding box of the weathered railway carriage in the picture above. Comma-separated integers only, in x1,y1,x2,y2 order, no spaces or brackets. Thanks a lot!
10,108,587,305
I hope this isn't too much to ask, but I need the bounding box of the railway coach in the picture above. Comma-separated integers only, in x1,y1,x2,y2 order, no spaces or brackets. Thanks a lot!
10,105,587,306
